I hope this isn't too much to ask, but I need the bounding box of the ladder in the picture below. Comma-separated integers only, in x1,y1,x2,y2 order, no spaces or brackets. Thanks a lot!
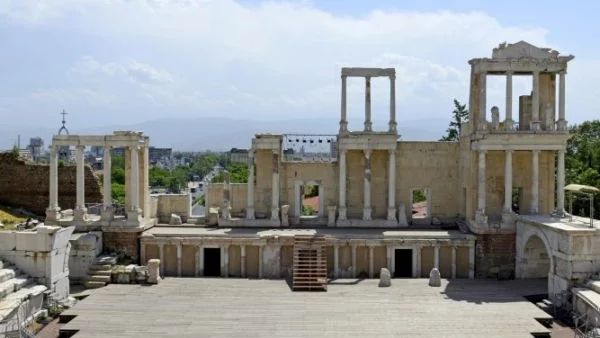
292,235,327,291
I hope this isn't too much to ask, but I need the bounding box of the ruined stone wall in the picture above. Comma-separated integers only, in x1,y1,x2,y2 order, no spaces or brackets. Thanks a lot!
475,233,516,279
0,153,102,216
255,149,275,218
154,193,191,222
205,183,248,216
282,162,337,218
103,231,140,262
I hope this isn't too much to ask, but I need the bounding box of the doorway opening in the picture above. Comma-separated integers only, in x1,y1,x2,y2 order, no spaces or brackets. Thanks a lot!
204,248,221,277
512,187,523,214
301,184,320,218
394,249,413,278
411,188,429,219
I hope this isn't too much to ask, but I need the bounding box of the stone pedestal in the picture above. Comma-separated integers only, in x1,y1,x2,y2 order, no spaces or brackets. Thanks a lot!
73,207,88,221
504,119,514,131
398,203,408,227
338,207,347,221
363,207,372,221
221,201,231,220
270,207,280,222
387,207,397,222
530,121,541,131
281,205,289,226
126,209,142,226
327,206,336,227
557,119,568,131
101,205,114,222
475,209,488,226
45,207,61,222
246,207,255,220
147,259,161,284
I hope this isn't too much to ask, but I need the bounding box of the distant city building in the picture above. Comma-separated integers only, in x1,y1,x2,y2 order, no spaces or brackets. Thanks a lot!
27,137,44,161
111,147,125,157
18,148,31,160
149,147,172,164
229,148,250,164
90,146,103,157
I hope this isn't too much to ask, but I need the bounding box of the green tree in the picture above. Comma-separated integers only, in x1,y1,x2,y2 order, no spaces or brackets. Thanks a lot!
440,99,469,141
111,182,125,205
212,162,248,183
10,144,19,159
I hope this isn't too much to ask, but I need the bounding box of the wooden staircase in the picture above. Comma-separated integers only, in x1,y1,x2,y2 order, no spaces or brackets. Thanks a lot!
292,235,327,291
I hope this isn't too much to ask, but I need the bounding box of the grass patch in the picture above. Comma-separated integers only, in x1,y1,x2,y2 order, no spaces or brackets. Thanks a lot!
0,205,27,230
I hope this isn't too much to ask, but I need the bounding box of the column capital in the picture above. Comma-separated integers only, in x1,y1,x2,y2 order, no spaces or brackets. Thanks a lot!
478,149,487,155
341,74,347,80
389,74,396,81
559,70,567,75
505,149,513,154
532,149,541,155
388,148,396,155
505,70,514,75
364,149,372,158
76,144,85,150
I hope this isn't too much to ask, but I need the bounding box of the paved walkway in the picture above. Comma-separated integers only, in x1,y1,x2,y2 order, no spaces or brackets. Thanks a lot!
60,278,552,337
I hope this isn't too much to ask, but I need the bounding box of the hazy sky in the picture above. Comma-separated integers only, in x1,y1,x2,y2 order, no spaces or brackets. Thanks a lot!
0,0,598,132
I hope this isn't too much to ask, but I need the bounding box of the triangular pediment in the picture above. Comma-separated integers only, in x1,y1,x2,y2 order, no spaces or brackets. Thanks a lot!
491,41,559,60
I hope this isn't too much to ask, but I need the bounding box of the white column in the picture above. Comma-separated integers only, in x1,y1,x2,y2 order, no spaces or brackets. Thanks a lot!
476,150,487,224
451,246,457,279
368,246,374,278
46,145,60,221
241,245,247,278
222,245,229,278
389,74,397,133
479,72,487,130
333,245,339,278
140,242,147,265
198,245,204,276
387,149,397,221
415,246,422,277
557,150,565,215
531,71,540,130
340,75,348,132
363,149,372,221
159,244,164,276
505,71,514,130
258,246,264,279
468,245,475,279
74,145,87,220
338,150,347,220
531,150,540,214
177,243,182,277
434,246,440,269
130,146,140,211
351,245,357,278
503,150,513,212
247,151,255,220
103,146,112,207
386,247,392,272
412,247,418,277
364,76,372,132
271,150,280,221
194,246,200,277
558,71,567,130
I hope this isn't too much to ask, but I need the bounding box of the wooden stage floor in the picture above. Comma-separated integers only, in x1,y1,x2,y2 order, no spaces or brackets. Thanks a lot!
60,278,551,337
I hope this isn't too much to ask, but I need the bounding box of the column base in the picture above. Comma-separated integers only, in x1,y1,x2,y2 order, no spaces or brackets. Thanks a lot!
530,121,541,131
501,210,516,230
364,122,373,132
362,207,372,221
504,119,514,131
221,202,231,220
246,207,255,220
101,205,114,222
339,121,348,133
388,121,397,133
557,119,568,131
73,207,88,221
338,207,347,221
478,121,488,131
270,207,280,222
387,207,397,222
45,206,61,222
126,208,142,226
475,209,488,226
327,206,337,227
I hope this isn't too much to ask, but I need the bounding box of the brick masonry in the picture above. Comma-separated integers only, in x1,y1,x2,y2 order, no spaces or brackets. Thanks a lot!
103,231,140,262
475,233,516,279
0,153,102,216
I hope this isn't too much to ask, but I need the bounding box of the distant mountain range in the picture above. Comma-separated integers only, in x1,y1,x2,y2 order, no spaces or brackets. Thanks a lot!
0,117,449,151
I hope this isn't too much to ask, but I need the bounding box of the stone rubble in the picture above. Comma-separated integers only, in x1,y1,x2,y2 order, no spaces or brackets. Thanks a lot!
378,268,391,287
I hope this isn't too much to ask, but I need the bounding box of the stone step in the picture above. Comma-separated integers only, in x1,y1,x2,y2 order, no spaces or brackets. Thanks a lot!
90,270,112,276
0,269,17,284
83,281,106,289
87,275,111,283
588,280,600,294
95,255,117,265
89,264,112,271
0,284,47,322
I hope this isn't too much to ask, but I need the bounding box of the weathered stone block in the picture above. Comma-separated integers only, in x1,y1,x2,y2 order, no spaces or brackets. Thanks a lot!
429,268,441,287
379,268,391,287
169,214,182,225
147,259,160,284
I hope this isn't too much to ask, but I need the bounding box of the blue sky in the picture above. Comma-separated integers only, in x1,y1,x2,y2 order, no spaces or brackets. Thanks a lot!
0,0,597,138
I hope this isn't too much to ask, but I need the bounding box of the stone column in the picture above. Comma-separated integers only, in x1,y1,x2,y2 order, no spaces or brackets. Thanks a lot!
451,246,457,279
127,145,141,224
101,146,114,222
241,245,247,278
503,150,513,213
351,245,357,278
364,76,372,132
387,149,397,222
159,244,165,276
194,246,200,277
46,145,60,221
389,74,397,133
368,246,374,278
73,145,87,221
338,150,347,221
468,245,475,279
557,71,568,131
557,149,566,216
177,243,182,277
415,246,422,277
340,75,348,133
271,150,280,222
386,247,392,272
505,71,514,130
333,245,339,278
246,151,255,220
476,150,488,225
222,245,229,278
531,150,540,214
434,246,440,269
221,171,231,220
363,149,372,221
531,71,541,130
198,245,204,276
258,246,263,279
478,72,487,131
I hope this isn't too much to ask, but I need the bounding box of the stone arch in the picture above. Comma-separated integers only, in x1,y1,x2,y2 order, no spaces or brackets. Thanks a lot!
516,226,554,279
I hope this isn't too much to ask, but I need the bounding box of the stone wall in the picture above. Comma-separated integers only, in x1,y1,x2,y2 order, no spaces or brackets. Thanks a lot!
205,183,248,217
103,231,140,262
475,233,516,279
0,153,103,216
69,231,103,283
153,194,191,223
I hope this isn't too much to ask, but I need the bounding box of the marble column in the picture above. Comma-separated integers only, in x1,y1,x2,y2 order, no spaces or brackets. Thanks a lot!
434,246,440,269
478,72,487,131
531,71,541,130
415,246,422,277
364,76,372,132
476,150,488,224
177,243,182,277
241,245,247,278
246,151,255,220
386,247,392,272
198,245,204,276
271,150,280,222
222,245,229,278
557,71,568,130
258,246,264,279
368,246,374,278
46,145,60,221
73,145,87,221
505,71,514,130
351,245,357,278
387,149,397,222
389,74,397,133
338,150,347,221
503,150,513,213
557,149,566,216
194,246,200,277
340,75,348,133
333,245,339,278
363,149,372,221
102,146,114,222
531,150,540,214
159,244,165,276
127,145,141,224
468,246,475,279
451,247,457,279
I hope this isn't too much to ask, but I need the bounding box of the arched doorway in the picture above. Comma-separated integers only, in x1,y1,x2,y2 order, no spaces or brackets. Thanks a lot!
520,234,551,279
